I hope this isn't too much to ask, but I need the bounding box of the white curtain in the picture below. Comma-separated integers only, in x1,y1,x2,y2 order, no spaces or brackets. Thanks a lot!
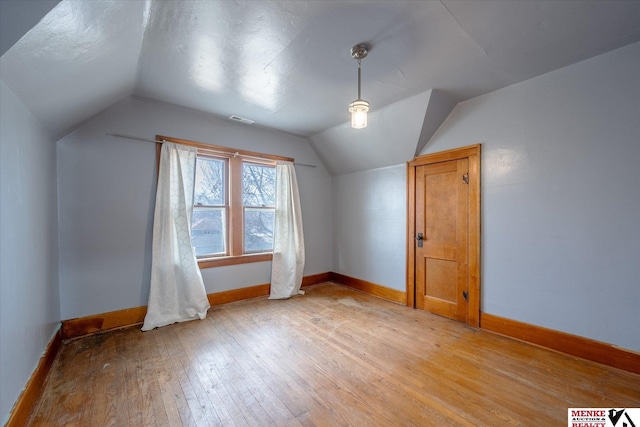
269,161,305,299
142,142,210,331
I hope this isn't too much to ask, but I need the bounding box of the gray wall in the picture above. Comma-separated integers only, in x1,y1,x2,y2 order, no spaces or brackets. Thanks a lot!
332,165,406,291
424,42,639,352
0,80,60,424
332,42,639,352
57,97,332,320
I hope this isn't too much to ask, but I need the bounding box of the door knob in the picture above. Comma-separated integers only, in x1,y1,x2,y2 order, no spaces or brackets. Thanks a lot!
415,233,423,247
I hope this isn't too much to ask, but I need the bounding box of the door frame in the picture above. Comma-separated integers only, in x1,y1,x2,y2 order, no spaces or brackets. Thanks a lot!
406,144,481,327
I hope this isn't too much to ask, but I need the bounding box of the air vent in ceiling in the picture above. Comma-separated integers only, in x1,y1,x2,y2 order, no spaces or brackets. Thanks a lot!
228,115,255,124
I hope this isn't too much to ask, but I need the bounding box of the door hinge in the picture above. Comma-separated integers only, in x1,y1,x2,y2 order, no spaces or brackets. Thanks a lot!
462,173,469,184
462,291,469,301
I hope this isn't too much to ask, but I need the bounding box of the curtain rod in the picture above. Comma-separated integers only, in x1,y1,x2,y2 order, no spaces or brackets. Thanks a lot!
106,132,317,168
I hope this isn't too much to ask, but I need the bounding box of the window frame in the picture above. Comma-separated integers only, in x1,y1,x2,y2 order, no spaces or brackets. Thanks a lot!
192,154,229,257
241,160,277,254
155,135,293,269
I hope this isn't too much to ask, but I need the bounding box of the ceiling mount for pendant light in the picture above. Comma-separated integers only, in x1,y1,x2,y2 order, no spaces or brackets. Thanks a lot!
349,43,370,129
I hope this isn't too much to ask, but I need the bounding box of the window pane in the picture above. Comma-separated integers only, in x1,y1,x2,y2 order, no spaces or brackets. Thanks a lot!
194,158,225,206
192,208,226,256
243,163,275,207
244,208,274,253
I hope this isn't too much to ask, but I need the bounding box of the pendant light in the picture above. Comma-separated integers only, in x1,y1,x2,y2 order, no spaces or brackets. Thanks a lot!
349,44,370,129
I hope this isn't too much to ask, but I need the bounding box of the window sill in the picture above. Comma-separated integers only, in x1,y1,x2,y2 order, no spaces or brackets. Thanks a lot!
198,253,273,269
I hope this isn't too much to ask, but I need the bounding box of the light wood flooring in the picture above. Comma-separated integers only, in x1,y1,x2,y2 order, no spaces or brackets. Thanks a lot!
28,282,640,426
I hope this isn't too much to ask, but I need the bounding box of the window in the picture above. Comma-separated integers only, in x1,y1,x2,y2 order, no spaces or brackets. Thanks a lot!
192,155,277,258
193,156,228,257
155,135,293,269
242,162,276,253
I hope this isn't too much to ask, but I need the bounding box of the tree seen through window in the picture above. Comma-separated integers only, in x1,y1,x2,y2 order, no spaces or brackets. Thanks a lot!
191,156,276,257
243,163,276,253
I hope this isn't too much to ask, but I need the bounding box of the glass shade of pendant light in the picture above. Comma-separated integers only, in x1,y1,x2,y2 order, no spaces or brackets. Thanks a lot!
349,44,370,129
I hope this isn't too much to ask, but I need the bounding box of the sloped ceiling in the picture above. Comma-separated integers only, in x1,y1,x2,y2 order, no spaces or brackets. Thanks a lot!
0,1,148,138
1,1,639,173
0,0,61,57
309,91,431,175
309,89,459,175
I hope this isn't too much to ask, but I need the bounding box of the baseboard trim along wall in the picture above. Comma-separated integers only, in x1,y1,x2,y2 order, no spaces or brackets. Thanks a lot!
62,272,332,340
6,327,63,427
329,272,407,305
60,272,638,375
480,313,640,375
62,306,147,340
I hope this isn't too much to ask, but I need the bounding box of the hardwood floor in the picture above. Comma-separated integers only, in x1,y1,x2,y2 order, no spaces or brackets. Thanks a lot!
28,283,639,426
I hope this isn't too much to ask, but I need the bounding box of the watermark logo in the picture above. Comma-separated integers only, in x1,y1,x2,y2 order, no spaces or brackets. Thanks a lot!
568,408,639,427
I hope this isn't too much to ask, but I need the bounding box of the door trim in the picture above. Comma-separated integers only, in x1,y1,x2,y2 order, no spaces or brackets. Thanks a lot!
406,144,481,327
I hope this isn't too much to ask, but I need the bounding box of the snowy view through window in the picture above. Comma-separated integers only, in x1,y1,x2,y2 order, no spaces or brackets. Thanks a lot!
191,157,275,257
242,163,276,253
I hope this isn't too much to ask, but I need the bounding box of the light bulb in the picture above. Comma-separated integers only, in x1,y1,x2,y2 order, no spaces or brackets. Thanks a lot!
349,99,369,129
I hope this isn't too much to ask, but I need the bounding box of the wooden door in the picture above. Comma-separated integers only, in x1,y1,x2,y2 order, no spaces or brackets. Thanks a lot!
407,145,480,327
415,159,468,321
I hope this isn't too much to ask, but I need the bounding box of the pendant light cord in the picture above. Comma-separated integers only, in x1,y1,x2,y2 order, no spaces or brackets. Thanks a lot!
357,58,362,100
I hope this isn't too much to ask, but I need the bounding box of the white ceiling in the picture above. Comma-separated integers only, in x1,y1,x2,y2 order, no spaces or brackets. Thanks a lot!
1,0,639,141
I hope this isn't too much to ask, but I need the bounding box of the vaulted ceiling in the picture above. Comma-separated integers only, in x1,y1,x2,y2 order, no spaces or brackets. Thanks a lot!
1,1,639,172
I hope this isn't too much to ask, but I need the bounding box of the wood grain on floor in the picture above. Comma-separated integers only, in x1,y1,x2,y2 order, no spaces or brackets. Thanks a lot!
28,282,640,426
